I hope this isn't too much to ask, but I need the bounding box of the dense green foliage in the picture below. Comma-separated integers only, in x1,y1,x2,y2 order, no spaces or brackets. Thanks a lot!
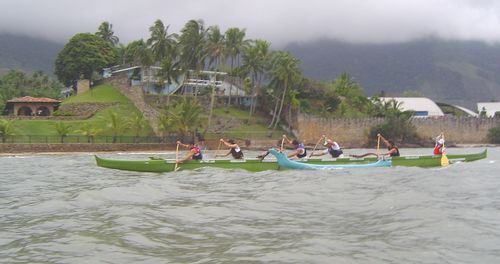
0,119,16,143
487,126,500,144
0,70,63,112
158,97,205,140
55,33,118,86
369,99,419,145
95,21,119,47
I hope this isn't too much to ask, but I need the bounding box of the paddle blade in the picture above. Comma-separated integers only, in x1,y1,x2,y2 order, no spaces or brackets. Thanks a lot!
441,153,449,166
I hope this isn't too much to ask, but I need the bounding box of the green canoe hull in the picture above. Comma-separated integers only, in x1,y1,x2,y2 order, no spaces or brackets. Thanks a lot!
95,155,280,172
307,149,487,168
95,149,487,172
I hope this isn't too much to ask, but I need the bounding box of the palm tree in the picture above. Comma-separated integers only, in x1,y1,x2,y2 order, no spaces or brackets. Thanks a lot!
105,112,129,143
168,97,205,139
178,19,207,71
205,25,226,133
157,113,174,142
95,21,119,46
157,55,182,105
130,113,147,143
75,123,101,143
268,51,302,131
53,121,72,143
241,39,270,116
124,39,153,66
0,119,16,143
206,25,225,71
147,19,177,64
224,27,250,109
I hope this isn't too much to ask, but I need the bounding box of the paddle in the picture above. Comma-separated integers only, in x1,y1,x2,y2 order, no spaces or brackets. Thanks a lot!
215,139,222,158
376,133,381,158
281,135,286,153
441,134,449,166
174,142,180,171
309,135,326,158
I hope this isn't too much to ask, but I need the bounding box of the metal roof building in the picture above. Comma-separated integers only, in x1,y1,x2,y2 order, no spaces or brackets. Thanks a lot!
477,102,500,117
379,97,444,117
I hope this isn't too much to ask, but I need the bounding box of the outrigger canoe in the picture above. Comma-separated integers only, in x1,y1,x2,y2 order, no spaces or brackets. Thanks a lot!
94,149,487,172
267,148,391,170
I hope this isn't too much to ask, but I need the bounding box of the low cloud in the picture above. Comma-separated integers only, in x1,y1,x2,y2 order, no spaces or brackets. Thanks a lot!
2,0,500,47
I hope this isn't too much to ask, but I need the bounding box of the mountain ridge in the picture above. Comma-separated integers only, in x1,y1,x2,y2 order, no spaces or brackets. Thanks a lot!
285,38,500,109
1,33,499,110
0,33,62,75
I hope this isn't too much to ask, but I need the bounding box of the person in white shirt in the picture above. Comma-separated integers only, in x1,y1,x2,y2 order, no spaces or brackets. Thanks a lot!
310,138,344,158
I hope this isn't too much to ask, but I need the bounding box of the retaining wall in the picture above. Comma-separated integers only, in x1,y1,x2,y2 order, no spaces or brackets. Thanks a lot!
296,115,500,147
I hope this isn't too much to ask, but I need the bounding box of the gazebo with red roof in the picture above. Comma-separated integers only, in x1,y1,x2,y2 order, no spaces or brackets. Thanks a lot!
5,96,61,116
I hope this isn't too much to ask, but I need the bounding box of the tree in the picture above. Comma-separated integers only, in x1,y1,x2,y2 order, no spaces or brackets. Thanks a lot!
123,39,153,66
147,19,177,64
75,123,101,143
157,55,182,105
206,25,225,71
95,21,119,47
0,70,62,111
53,121,72,143
241,39,270,116
157,113,175,142
167,97,205,139
130,113,147,142
268,51,302,131
0,119,15,143
224,27,250,108
204,25,226,133
55,33,118,86
178,19,207,72
104,112,129,143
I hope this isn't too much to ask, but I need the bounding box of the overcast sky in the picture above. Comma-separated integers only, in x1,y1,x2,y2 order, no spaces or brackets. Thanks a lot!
2,0,500,47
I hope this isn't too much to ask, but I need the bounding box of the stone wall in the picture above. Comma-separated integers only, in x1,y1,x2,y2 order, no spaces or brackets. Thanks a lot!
77,79,90,95
0,139,278,154
0,143,171,153
104,74,161,135
296,114,500,147
58,102,117,117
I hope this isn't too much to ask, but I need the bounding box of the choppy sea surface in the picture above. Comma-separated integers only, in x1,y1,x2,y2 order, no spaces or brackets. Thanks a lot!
1,147,499,264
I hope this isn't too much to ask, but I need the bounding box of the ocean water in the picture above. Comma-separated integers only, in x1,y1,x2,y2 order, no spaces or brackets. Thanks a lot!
1,148,499,263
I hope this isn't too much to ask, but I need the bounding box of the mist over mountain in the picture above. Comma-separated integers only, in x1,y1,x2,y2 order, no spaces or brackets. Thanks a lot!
1,32,500,110
285,38,500,110
0,33,62,75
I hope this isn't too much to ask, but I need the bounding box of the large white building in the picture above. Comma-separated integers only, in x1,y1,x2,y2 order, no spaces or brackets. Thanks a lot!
477,102,500,117
379,97,444,117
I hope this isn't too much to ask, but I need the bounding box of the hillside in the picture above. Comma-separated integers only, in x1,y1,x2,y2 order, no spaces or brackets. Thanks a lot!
0,33,62,75
2,32,500,110
285,38,500,109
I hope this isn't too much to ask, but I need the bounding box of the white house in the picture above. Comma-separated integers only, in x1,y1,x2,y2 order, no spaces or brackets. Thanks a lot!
477,102,500,117
379,97,444,117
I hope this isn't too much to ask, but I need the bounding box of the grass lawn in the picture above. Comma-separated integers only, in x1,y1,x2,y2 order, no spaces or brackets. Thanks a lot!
206,107,286,140
12,85,153,137
62,84,131,104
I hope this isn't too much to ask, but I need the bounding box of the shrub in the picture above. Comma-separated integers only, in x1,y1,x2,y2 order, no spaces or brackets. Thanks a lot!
369,116,419,146
487,126,500,144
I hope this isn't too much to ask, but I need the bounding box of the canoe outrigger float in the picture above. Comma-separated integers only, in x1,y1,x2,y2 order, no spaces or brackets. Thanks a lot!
94,149,487,173
266,148,391,170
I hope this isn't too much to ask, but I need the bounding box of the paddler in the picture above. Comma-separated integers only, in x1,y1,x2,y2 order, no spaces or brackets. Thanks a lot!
216,138,244,159
282,134,307,159
176,140,203,163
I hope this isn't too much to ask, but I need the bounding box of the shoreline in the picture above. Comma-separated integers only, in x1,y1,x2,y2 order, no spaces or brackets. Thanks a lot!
1,143,495,157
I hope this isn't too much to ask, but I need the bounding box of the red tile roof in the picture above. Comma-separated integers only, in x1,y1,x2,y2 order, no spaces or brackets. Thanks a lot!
7,96,61,103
